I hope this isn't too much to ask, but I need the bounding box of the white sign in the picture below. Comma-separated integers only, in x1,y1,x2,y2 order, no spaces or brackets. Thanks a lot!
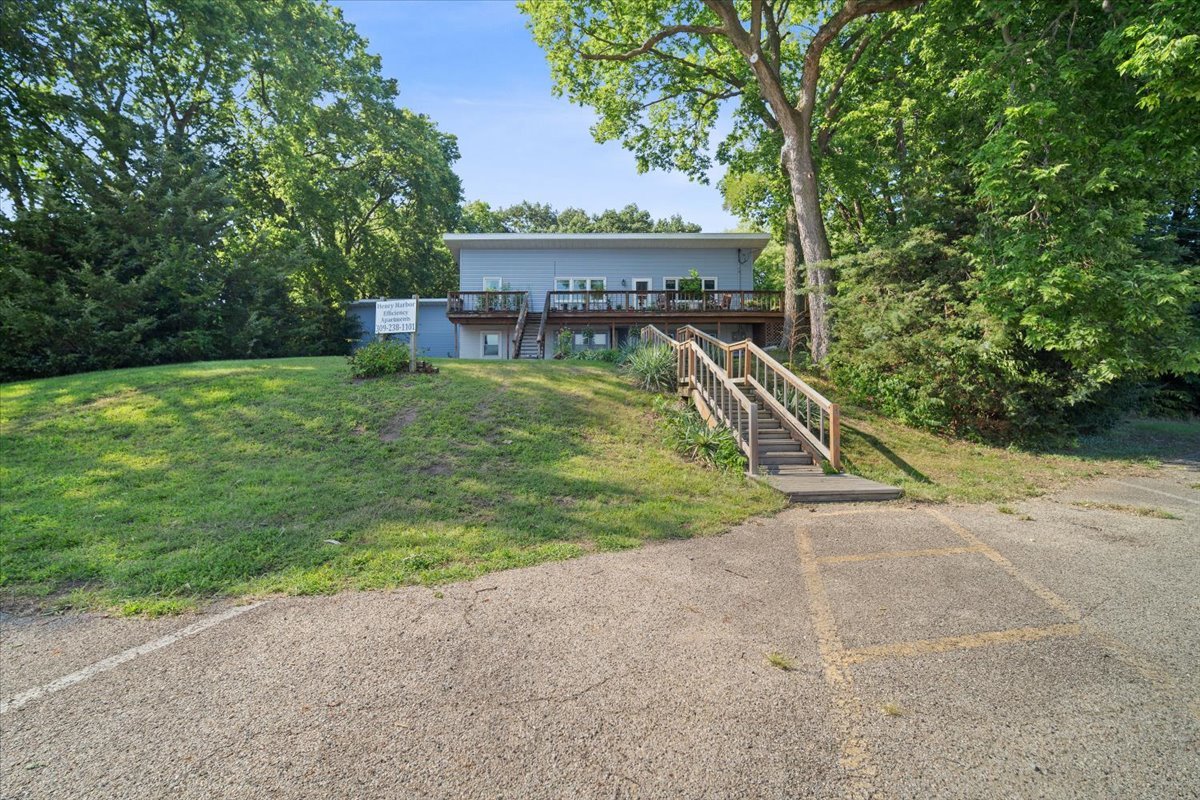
375,299,417,334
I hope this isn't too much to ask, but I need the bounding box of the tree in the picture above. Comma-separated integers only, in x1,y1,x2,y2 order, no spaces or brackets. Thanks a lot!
454,200,701,233
0,0,462,378
522,0,923,360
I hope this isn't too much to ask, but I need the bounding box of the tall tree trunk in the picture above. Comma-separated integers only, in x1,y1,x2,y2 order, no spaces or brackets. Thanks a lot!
781,200,802,355
781,133,833,363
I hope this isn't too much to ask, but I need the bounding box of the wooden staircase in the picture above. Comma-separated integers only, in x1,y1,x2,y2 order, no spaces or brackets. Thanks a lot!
515,328,541,359
744,386,814,473
643,324,901,503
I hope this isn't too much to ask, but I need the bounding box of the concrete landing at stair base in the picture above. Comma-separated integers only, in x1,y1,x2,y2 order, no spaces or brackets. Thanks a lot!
755,471,903,503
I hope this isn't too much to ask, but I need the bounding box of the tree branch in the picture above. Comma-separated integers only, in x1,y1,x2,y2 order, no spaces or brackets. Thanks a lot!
578,23,725,61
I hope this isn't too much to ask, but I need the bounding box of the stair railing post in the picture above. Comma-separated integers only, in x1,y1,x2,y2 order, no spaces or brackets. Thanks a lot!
747,402,758,476
829,404,841,472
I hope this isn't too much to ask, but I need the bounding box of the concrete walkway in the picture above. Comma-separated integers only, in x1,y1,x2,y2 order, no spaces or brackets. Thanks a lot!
2,469,1197,798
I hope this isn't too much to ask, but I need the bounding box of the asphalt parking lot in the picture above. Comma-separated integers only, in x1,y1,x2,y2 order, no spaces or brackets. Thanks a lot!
2,468,1197,799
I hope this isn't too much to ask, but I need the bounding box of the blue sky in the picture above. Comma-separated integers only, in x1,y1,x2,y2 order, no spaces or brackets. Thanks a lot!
332,0,739,231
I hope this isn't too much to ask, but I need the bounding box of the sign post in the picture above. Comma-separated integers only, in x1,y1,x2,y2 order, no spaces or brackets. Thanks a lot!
410,294,419,373
374,298,419,372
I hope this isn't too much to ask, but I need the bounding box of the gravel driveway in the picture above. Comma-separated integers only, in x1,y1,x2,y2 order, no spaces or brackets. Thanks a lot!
2,468,1197,799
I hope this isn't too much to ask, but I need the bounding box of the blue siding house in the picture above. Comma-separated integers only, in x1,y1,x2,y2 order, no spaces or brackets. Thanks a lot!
347,298,458,358
442,233,781,358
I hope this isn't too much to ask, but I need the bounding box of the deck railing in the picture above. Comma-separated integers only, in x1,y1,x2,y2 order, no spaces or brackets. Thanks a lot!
549,290,781,314
447,290,528,314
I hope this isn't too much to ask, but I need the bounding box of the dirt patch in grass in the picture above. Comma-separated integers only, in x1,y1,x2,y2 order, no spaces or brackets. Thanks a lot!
420,461,453,476
380,408,418,442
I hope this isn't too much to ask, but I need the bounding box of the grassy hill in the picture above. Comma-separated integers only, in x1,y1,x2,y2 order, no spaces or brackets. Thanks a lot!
1,357,783,614
783,366,1200,503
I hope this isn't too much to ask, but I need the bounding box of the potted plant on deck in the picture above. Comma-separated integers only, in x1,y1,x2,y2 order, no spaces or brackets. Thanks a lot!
679,270,703,311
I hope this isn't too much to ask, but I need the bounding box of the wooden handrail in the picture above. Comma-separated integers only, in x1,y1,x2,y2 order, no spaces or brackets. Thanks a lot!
640,324,680,349
511,294,529,355
675,324,841,471
535,291,551,354
681,338,759,475
744,342,834,412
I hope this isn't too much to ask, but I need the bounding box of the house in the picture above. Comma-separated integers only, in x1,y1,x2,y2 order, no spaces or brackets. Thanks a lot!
347,298,458,358
442,233,781,359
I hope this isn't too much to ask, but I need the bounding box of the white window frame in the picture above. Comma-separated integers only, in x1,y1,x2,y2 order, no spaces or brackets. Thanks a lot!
664,277,717,290
482,276,503,291
633,278,652,309
555,277,606,310
481,330,502,359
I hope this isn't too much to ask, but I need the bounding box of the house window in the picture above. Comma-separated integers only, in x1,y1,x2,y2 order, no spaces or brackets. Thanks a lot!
482,331,501,358
573,332,610,348
554,278,607,310
482,277,503,291
663,277,717,290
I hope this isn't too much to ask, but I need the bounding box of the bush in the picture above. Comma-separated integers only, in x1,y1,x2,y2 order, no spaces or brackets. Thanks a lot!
653,396,746,471
347,339,410,378
621,344,678,392
828,228,1098,442
568,348,621,363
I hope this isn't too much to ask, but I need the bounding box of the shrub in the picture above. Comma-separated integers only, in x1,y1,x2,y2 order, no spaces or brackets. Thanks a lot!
347,339,410,378
621,344,678,392
568,348,621,363
829,228,1090,442
653,396,746,471
555,328,573,358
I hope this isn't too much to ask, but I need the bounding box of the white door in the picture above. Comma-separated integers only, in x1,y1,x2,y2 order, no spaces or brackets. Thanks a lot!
633,278,651,309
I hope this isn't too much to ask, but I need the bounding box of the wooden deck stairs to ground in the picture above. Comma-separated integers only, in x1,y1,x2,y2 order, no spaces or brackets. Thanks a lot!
643,324,901,504
514,328,541,359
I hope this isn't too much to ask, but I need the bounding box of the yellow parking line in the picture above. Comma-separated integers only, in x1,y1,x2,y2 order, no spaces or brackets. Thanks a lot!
924,507,1199,722
795,527,879,796
817,545,983,565
924,508,1081,622
806,507,914,519
841,623,1083,666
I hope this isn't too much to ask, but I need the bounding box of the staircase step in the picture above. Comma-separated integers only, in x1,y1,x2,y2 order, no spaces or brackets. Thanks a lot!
758,453,813,465
759,441,804,453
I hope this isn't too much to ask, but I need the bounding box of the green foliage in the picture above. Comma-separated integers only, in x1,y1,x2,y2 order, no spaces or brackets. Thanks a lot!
347,340,412,379
621,344,678,393
678,269,703,296
459,200,700,233
653,396,747,472
827,229,1083,440
0,0,461,380
555,328,574,358
567,348,621,363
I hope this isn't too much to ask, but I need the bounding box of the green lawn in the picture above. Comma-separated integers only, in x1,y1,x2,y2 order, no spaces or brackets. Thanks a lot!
1,357,784,614
787,369,1199,503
